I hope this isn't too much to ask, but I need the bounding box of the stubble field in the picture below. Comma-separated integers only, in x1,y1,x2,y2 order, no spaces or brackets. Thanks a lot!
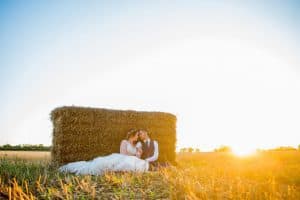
0,151,300,199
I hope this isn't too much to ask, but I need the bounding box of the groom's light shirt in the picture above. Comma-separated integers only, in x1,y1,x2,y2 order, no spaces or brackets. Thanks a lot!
136,139,159,162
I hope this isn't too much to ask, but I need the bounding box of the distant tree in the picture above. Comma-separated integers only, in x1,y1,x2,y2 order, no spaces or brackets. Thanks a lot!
214,145,232,153
3,144,11,148
195,148,200,153
187,147,194,153
298,144,300,151
180,148,187,153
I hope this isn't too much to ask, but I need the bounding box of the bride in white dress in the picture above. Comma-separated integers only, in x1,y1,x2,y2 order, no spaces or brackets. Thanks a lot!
58,130,149,175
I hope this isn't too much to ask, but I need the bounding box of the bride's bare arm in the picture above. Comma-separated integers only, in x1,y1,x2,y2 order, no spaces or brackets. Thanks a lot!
120,140,128,155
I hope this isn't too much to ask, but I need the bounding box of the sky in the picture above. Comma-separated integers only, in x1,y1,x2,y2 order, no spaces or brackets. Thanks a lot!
0,0,300,153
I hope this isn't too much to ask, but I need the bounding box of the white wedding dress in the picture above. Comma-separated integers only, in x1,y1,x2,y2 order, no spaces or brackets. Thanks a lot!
58,140,149,175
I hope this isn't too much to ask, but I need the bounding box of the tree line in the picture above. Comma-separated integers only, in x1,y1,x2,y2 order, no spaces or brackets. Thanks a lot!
0,144,51,151
179,145,232,153
179,145,300,153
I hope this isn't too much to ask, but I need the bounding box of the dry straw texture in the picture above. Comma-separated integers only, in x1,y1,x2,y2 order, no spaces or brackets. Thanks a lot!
50,106,177,166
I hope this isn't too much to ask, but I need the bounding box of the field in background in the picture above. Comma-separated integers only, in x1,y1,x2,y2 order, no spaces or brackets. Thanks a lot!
0,151,50,161
1,151,300,199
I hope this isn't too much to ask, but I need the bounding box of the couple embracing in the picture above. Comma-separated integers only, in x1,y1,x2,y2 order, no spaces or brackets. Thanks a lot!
59,130,159,175
120,129,158,166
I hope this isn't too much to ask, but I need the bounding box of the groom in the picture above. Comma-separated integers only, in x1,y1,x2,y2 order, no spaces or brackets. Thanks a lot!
137,130,159,169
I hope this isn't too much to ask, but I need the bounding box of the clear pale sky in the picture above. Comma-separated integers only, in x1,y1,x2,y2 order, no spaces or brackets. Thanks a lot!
1,0,299,153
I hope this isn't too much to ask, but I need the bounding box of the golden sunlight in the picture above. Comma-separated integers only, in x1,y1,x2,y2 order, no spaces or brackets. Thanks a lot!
232,147,256,157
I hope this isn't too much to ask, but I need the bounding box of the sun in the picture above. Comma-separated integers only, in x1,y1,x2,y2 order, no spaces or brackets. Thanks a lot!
232,147,256,157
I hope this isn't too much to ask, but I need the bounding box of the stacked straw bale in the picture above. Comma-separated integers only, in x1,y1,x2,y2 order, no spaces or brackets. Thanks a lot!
50,106,177,166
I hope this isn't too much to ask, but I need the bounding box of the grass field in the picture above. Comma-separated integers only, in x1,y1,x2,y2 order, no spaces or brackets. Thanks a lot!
0,151,300,199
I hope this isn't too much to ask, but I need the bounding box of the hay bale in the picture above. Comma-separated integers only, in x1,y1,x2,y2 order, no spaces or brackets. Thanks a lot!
50,106,177,166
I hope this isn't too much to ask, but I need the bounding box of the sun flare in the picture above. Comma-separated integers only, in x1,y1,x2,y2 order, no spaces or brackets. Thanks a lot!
232,147,256,157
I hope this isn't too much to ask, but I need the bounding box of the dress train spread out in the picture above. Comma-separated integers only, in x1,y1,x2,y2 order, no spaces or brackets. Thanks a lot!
58,153,149,175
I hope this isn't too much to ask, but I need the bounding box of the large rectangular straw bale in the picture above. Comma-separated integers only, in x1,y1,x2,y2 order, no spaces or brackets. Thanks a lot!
50,106,177,165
